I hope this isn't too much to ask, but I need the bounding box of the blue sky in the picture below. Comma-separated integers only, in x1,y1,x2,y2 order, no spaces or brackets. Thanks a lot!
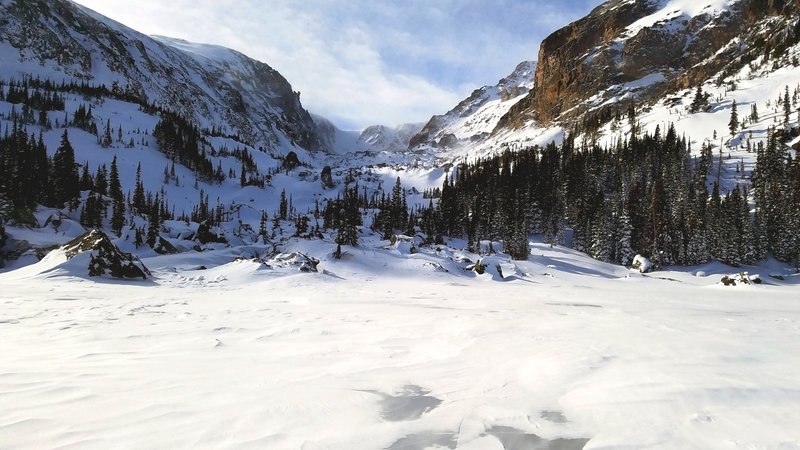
74,0,600,130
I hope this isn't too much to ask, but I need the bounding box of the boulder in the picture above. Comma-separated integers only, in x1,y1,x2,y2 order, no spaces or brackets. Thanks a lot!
152,235,179,255
720,272,761,286
321,165,335,189
62,229,151,279
282,151,301,170
266,252,319,272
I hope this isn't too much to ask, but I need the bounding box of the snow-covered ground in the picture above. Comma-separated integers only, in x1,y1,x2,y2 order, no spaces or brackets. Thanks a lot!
2,241,799,449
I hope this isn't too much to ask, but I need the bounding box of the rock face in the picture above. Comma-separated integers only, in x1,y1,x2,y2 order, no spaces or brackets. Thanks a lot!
0,0,324,152
62,230,150,279
320,166,335,189
500,0,800,128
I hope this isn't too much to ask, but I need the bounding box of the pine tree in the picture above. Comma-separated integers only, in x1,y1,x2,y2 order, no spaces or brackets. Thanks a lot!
616,209,636,266
259,211,268,239
111,198,125,236
109,156,123,202
784,85,791,128
51,129,79,207
279,189,288,220
132,163,145,212
101,119,113,148
336,185,359,247
728,100,738,135
690,85,706,113
750,103,759,122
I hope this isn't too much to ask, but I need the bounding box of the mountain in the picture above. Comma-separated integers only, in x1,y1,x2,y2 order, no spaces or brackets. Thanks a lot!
1,0,799,274
0,0,323,153
499,0,800,129
409,61,536,151
314,116,424,156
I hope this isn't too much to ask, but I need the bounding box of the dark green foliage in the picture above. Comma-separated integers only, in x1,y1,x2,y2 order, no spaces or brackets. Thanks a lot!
279,189,288,220
690,85,709,113
407,121,799,267
729,100,738,135
331,184,360,247
51,129,79,208
153,113,221,183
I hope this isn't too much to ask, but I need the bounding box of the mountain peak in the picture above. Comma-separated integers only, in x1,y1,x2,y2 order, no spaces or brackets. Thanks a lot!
408,61,537,151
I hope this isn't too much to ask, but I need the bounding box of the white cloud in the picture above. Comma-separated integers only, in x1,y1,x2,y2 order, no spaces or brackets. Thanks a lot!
72,0,598,129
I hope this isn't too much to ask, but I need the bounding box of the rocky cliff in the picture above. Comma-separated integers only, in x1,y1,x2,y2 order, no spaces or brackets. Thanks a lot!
500,0,800,129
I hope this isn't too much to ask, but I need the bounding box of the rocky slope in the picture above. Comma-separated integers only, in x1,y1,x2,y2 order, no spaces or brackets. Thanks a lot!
0,0,323,152
496,0,800,129
409,61,536,150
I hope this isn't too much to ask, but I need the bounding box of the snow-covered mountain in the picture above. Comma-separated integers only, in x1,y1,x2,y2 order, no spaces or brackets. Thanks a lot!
0,0,323,153
412,0,799,164
314,116,423,156
409,61,536,151
501,0,799,129
1,2,800,448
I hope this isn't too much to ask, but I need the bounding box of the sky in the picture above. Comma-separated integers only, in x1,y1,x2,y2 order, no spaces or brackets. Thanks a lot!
72,0,600,130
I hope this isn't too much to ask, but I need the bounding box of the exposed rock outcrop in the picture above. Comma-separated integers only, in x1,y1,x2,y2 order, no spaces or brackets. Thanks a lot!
62,230,151,279
499,0,800,129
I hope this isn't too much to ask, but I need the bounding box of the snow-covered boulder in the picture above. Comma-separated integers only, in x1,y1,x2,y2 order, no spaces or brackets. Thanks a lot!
61,230,151,280
720,272,761,287
466,256,516,280
266,252,319,272
387,234,418,254
631,255,653,273
152,236,179,255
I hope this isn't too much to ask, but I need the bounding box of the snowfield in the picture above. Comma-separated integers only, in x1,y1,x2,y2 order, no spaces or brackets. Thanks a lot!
2,242,799,449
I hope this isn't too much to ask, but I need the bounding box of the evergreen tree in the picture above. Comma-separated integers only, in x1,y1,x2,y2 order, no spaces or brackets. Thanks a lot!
750,103,759,122
109,156,123,202
132,163,146,212
784,85,791,128
279,189,288,220
51,129,79,208
728,100,738,135
111,198,125,236
616,208,636,266
101,119,113,147
690,85,707,113
335,185,359,247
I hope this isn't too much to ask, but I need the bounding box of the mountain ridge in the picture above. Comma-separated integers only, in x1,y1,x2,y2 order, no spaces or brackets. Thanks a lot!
0,0,324,153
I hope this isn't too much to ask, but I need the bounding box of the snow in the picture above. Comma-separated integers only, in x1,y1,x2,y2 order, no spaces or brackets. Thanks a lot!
2,2,800,447
632,254,654,273
1,241,799,449
623,0,738,38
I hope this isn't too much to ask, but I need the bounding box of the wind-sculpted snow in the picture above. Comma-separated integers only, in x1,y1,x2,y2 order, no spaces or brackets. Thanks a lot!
1,240,799,448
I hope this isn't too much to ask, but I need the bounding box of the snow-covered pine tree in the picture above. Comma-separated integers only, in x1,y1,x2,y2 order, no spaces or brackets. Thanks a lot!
729,100,738,135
